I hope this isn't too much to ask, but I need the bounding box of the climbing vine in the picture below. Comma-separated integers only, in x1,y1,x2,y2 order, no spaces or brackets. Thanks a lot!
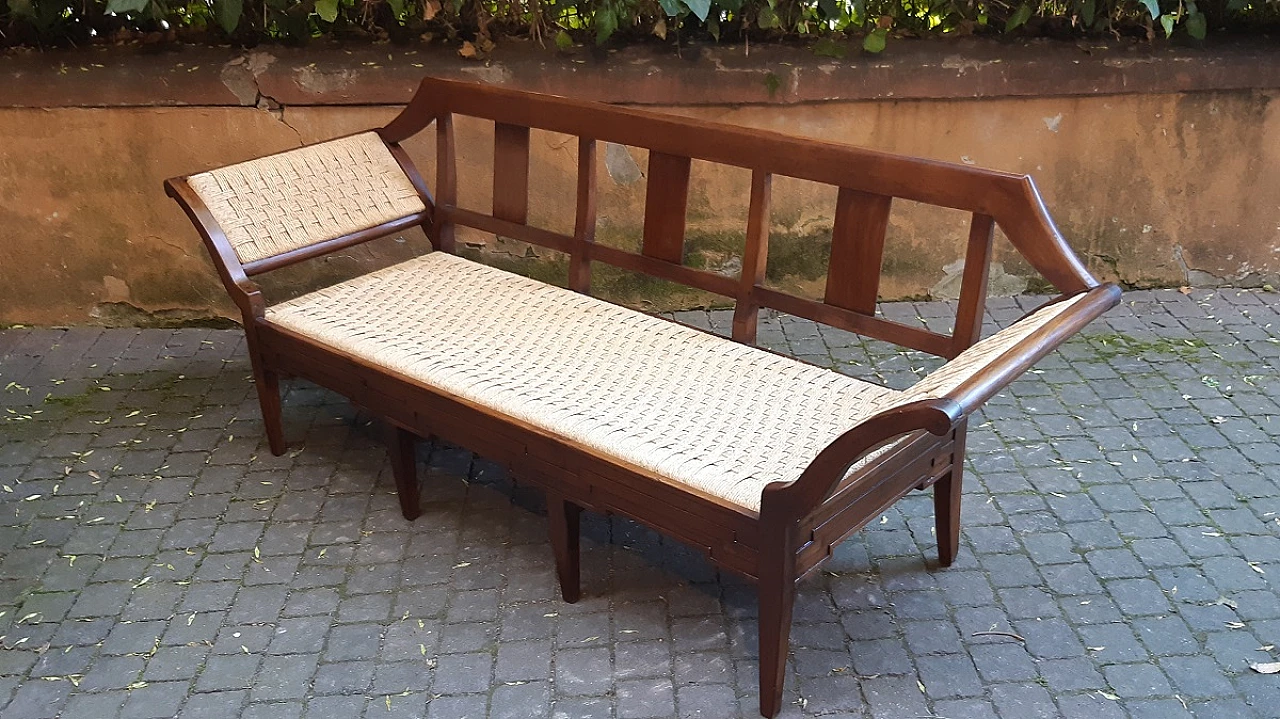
2,0,1276,49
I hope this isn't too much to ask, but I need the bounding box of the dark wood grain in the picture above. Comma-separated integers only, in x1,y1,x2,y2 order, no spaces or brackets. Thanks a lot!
732,170,772,344
493,122,531,224
435,113,458,253
641,151,691,264
951,213,995,355
390,426,422,521
825,189,892,316
569,137,598,293
755,286,955,357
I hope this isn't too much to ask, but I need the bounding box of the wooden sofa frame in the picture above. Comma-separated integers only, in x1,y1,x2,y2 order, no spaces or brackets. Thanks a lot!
166,77,1120,717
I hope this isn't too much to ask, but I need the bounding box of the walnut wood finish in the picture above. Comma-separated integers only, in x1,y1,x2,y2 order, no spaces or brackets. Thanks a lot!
825,188,892,316
492,122,531,224
168,76,1121,718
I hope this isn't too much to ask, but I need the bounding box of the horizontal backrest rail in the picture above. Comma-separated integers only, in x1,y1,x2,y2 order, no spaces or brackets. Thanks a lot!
439,205,741,298
384,78,1095,296
588,243,740,298
753,286,955,357
239,212,432,276
441,206,577,254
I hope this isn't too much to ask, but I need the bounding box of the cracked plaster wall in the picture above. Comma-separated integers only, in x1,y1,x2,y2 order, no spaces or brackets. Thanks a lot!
1,80,1277,325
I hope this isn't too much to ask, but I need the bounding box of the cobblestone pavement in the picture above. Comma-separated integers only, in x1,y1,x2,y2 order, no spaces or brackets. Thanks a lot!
1,288,1278,719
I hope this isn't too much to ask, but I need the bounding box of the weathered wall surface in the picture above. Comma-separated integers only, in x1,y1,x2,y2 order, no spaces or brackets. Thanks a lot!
1,43,1277,325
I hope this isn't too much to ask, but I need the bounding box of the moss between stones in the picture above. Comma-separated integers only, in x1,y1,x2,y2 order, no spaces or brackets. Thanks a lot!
1087,333,1209,360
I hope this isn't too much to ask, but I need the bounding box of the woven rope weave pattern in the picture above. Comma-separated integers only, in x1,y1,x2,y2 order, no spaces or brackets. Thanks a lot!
268,253,906,512
267,253,1082,511
187,133,425,264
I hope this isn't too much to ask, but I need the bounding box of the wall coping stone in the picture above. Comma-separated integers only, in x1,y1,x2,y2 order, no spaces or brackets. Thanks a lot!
2,38,1278,109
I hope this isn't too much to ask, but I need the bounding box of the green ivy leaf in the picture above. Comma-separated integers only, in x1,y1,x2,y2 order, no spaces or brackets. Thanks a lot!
684,0,711,20
554,29,574,49
595,6,618,43
812,37,847,57
1140,0,1160,19
214,0,243,33
862,27,887,52
757,4,780,28
817,0,840,18
718,0,743,10
1082,0,1095,26
315,0,338,21
1185,10,1206,38
657,0,682,14
763,71,781,97
105,0,150,14
386,0,405,18
1005,3,1032,32
7,0,35,17
1160,12,1175,35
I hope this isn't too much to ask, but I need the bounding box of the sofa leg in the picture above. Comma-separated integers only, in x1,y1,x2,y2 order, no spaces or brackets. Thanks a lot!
934,468,963,567
546,493,582,604
935,423,968,567
253,366,287,457
758,535,797,718
389,427,422,521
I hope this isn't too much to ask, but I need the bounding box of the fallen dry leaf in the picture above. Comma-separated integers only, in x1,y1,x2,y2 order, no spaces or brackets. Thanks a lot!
1251,661,1280,674
458,41,478,59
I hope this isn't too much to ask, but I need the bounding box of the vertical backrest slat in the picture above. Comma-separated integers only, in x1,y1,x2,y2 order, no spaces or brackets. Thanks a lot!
824,188,892,315
951,213,996,356
493,122,531,224
732,170,773,344
569,137,598,293
641,152,692,264
435,114,458,253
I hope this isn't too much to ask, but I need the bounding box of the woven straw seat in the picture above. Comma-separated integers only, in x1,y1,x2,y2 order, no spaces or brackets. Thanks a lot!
268,253,907,512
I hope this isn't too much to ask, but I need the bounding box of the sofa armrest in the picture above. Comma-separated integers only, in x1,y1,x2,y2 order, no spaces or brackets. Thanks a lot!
761,284,1121,520
899,283,1122,416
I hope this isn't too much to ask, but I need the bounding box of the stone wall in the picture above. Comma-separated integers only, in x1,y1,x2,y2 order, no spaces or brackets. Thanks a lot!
1,41,1277,325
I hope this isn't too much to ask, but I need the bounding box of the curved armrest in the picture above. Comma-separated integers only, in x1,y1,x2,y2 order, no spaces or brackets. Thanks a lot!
761,283,1121,521
900,283,1121,415
164,177,266,321
379,77,446,144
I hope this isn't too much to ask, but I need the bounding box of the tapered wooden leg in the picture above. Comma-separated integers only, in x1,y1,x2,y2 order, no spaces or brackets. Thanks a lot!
934,423,967,567
758,527,797,718
390,427,421,521
252,364,287,457
546,493,582,604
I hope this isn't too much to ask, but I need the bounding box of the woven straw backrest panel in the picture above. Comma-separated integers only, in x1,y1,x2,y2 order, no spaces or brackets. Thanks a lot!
187,132,425,265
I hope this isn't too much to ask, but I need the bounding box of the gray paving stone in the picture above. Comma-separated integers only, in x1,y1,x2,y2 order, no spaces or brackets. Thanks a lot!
3,290,1279,717
1103,662,1174,698
253,654,320,701
118,680,189,719
617,678,675,719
